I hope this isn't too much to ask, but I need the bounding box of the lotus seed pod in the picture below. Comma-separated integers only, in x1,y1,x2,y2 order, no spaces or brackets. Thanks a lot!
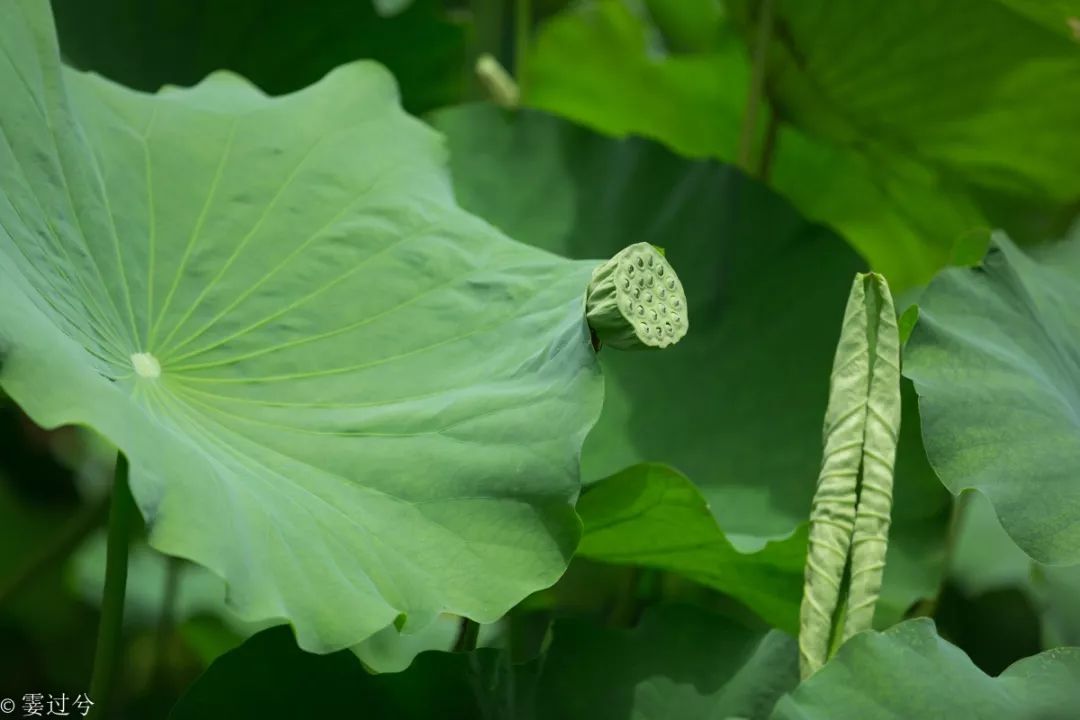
585,243,688,350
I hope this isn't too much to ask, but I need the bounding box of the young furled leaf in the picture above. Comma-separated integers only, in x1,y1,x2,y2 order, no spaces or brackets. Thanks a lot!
799,273,900,679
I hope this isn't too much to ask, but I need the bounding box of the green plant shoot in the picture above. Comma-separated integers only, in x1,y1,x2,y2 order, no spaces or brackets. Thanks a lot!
799,272,901,679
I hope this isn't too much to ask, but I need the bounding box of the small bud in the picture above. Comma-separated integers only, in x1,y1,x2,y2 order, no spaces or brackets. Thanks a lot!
586,243,688,350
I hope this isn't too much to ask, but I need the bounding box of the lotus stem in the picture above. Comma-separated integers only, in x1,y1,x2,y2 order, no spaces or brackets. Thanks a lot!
515,0,532,96
89,452,137,715
454,617,481,653
737,0,775,176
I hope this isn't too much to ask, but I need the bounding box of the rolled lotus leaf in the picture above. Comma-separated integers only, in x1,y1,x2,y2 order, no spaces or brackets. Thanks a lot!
799,272,900,680
586,243,688,350
841,274,901,643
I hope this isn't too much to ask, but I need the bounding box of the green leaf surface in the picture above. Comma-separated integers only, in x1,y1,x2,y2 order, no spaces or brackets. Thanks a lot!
527,1,750,163
73,530,501,672
49,0,465,115
1035,564,1080,650
169,625,487,720
771,619,1080,720
434,103,862,541
904,231,1080,564
522,0,988,289
951,492,1080,651
746,0,1080,202
643,0,727,53
952,493,1037,597
577,464,806,633
995,1,1080,39
534,606,798,720
0,2,603,652
434,105,948,625
171,605,798,720
873,380,951,627
70,533,252,633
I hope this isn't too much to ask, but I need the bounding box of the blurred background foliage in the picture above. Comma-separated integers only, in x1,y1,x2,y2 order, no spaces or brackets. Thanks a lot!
2,0,1080,716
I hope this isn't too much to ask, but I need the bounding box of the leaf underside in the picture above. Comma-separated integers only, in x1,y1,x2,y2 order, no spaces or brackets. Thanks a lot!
0,1,604,651
171,605,799,720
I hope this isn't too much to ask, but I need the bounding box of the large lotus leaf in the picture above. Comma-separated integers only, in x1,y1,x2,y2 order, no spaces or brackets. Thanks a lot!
903,231,1080,564
112,536,502,674
432,104,860,540
171,605,798,720
991,1,1080,40
0,1,604,652
642,0,727,53
577,463,806,632
70,534,263,636
170,625,487,719
770,619,1080,719
522,0,988,290
1035,565,1080,649
950,492,1080,651
75,538,491,673
71,530,500,672
432,104,950,624
533,606,798,720
50,0,465,114
872,378,952,627
733,0,1080,203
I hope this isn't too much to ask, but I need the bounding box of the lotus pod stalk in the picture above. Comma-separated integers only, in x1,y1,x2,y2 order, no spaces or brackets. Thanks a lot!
475,53,520,109
586,243,688,351
799,272,901,680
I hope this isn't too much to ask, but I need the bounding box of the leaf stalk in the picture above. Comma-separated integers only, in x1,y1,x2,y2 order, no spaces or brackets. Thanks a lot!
514,0,532,97
737,0,775,176
89,452,137,716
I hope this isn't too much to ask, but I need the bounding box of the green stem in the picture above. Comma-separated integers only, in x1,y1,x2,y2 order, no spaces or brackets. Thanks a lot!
757,106,780,181
736,0,775,175
514,0,532,96
916,491,974,620
608,567,661,628
89,453,137,716
454,617,481,653
468,0,504,67
151,556,182,689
